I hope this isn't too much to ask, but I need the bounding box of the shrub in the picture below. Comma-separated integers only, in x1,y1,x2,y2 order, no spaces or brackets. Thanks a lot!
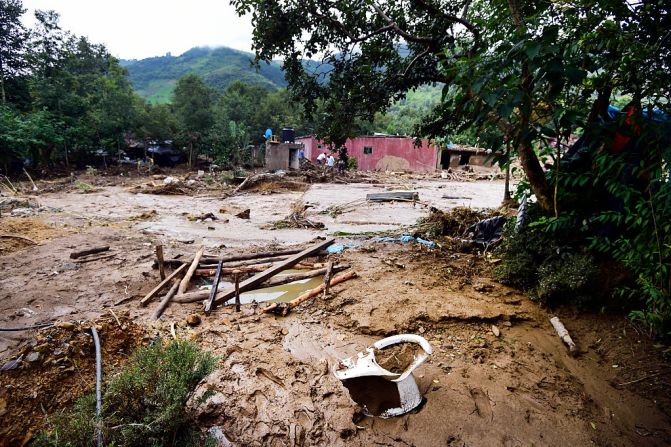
346,156,358,170
35,339,217,447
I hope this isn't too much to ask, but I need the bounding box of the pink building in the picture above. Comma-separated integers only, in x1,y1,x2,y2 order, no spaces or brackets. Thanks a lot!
295,135,440,172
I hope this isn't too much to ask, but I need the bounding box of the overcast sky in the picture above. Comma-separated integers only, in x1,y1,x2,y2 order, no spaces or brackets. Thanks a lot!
21,0,254,60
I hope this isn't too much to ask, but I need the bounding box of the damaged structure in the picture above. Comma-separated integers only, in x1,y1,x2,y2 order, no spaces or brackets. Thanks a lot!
296,135,440,172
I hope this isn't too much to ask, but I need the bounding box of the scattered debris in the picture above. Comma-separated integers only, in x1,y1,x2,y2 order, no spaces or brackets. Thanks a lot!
550,316,577,356
235,209,251,219
69,246,110,259
366,191,419,202
273,201,324,229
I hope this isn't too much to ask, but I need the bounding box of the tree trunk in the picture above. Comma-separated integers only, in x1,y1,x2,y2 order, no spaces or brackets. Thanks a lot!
189,141,193,168
518,142,553,211
0,57,5,105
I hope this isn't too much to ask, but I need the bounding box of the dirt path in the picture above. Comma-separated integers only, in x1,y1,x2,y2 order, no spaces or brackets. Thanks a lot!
1,176,669,446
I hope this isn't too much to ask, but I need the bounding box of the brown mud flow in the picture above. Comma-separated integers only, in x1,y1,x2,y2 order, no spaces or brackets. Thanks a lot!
1,170,670,446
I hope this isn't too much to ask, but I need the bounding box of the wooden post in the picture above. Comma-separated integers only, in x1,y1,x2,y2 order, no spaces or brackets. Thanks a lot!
156,245,166,280
177,246,205,295
204,259,224,315
323,261,334,298
234,270,242,312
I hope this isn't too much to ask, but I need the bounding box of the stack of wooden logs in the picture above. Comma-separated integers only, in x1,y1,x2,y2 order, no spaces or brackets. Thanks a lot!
139,238,357,319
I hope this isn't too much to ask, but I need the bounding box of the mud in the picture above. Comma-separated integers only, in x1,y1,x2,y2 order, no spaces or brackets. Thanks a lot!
376,343,418,374
1,171,670,446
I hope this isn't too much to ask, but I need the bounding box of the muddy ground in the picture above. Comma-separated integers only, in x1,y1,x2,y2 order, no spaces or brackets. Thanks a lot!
1,169,670,446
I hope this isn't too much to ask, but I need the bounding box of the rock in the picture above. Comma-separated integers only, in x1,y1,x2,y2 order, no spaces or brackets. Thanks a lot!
56,321,75,330
281,328,289,335
26,352,41,363
491,325,501,337
502,321,512,327
235,209,250,219
418,326,426,334
186,314,201,327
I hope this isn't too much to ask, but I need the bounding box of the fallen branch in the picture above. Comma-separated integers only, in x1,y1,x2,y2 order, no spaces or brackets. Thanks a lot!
74,253,116,264
262,271,357,315
0,234,38,244
177,246,205,295
550,316,577,356
70,246,110,259
201,248,302,262
205,260,224,315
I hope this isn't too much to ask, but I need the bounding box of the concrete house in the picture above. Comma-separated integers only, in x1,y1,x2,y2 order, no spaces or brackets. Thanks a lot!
296,135,440,172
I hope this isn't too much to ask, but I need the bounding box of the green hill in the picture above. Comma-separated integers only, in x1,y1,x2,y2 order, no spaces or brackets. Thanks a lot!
121,46,288,103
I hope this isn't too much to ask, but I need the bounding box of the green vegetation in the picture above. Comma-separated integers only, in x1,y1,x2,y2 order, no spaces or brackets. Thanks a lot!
121,47,288,103
35,339,217,447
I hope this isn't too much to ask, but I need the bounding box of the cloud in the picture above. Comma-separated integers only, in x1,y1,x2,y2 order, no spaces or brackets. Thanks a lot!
21,0,254,59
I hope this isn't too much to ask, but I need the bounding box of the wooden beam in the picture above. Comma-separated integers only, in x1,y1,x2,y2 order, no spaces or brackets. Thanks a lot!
201,248,302,262
366,191,419,202
140,263,188,307
152,280,181,320
70,246,110,259
177,246,205,295
211,238,335,307
204,260,224,315
156,245,166,280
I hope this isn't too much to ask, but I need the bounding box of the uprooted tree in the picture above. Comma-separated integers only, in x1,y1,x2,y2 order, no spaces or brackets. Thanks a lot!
232,0,670,213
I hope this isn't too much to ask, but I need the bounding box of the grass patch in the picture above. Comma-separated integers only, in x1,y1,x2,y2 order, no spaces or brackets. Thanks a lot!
35,340,217,447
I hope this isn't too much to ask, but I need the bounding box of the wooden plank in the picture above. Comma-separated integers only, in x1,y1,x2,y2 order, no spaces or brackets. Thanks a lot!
366,191,419,202
211,238,335,307
204,260,224,315
140,263,188,307
70,246,110,259
262,271,357,314
177,246,205,295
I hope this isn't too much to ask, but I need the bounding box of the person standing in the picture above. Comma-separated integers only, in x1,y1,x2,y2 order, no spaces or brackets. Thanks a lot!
317,151,326,166
337,157,345,175
327,153,335,173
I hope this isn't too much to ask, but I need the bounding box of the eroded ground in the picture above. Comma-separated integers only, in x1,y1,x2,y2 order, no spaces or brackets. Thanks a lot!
1,171,670,446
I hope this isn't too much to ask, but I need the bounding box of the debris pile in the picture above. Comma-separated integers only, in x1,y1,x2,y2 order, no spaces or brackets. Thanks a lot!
417,206,501,239
273,201,325,229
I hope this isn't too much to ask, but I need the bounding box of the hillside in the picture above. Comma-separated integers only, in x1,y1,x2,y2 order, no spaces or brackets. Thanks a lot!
121,46,288,103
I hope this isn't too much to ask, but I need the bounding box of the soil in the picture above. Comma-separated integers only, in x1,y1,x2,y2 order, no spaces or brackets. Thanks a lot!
0,168,670,446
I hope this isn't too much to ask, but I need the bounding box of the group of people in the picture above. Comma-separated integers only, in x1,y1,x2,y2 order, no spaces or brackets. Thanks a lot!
314,150,346,175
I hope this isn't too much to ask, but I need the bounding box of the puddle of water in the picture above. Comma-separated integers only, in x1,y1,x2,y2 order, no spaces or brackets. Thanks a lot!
198,270,323,305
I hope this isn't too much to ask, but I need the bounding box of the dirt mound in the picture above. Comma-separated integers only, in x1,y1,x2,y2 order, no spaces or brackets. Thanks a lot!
0,217,68,255
0,312,145,446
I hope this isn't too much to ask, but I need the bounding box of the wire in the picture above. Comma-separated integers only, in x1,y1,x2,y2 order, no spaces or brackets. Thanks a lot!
0,322,54,332
90,326,103,447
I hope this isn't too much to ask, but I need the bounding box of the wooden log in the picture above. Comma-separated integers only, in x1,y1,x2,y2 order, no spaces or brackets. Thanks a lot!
156,245,166,280
204,260,224,315
550,316,577,356
140,263,188,307
323,261,334,298
177,246,205,295
201,248,302,262
69,246,110,259
74,253,116,264
0,234,37,244
366,191,419,202
195,265,270,276
215,255,290,268
211,238,335,307
173,264,349,304
152,279,181,320
262,271,357,314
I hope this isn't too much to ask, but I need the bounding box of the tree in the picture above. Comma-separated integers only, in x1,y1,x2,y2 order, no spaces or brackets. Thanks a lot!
233,0,670,212
172,74,215,167
0,0,28,104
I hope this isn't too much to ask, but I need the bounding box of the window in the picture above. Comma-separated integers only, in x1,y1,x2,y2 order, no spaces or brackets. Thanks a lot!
317,144,322,149
363,146,373,155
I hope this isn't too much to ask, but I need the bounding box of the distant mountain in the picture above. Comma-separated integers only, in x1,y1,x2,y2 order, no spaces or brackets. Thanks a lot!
121,46,288,103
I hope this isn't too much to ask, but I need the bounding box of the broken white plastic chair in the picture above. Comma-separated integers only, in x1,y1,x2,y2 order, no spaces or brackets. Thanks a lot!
333,334,432,418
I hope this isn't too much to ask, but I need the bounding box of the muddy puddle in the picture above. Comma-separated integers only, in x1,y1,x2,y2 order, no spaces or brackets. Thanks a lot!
198,270,323,305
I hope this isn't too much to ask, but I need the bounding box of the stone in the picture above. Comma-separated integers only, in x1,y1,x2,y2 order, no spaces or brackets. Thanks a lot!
491,325,501,337
26,352,41,363
235,209,251,219
186,314,202,327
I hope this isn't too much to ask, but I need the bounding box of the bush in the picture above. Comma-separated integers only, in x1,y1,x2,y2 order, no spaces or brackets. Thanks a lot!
346,156,358,170
35,340,217,447
494,219,598,304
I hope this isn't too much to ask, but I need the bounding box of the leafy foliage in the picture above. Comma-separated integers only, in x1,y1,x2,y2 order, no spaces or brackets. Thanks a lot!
35,339,217,447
